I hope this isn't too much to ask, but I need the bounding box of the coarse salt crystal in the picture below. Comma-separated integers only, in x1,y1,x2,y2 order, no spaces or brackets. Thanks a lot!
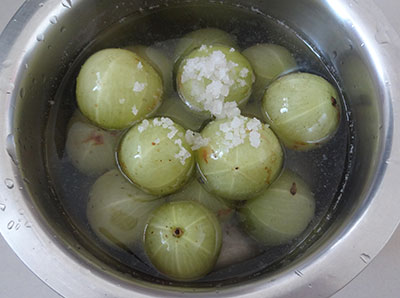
239,68,249,78
246,118,262,131
131,105,138,115
237,78,247,87
181,47,246,119
152,117,179,140
133,81,146,92
138,119,149,133
229,48,235,52
249,130,261,148
199,44,208,52
185,130,209,150
219,116,262,150
167,126,178,139
174,138,191,165
119,98,126,104
154,138,160,145
137,61,143,70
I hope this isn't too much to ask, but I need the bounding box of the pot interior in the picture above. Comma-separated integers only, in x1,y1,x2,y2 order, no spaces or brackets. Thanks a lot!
10,0,386,292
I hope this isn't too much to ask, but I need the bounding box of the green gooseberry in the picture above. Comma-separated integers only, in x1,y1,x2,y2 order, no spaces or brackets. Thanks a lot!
118,117,195,196
242,43,297,101
176,45,254,117
65,110,120,177
87,169,164,251
76,48,163,130
144,201,222,281
262,72,340,151
196,115,283,200
239,170,315,246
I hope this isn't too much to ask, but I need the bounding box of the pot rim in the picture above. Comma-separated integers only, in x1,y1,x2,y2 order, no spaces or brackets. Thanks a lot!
0,0,399,297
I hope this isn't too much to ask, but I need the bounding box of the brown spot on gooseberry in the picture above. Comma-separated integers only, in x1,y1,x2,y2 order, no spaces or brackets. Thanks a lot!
83,131,104,145
331,96,337,107
290,182,297,195
173,227,184,238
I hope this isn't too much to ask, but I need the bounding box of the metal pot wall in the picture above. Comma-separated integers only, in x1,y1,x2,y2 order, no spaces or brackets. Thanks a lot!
0,0,399,297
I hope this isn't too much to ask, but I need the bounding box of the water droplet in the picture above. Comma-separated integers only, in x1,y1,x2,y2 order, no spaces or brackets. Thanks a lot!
7,220,14,230
25,221,32,228
49,16,58,24
60,26,66,33
294,270,304,277
48,45,53,50
19,88,25,98
24,63,29,69
332,51,338,59
360,42,365,47
39,2,44,7
360,253,371,263
0,203,6,211
15,223,21,230
4,178,14,189
61,0,72,9
6,134,19,166
36,34,45,42
49,100,55,105
308,284,312,288
18,209,24,215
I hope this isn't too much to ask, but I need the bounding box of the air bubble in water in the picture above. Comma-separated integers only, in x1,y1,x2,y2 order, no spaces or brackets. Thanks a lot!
6,134,19,166
37,34,45,42
61,0,72,9
0,203,6,211
50,16,58,24
360,253,371,263
7,220,15,230
4,178,14,189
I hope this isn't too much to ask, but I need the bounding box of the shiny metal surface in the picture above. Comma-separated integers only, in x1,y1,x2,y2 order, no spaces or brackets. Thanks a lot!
0,0,399,297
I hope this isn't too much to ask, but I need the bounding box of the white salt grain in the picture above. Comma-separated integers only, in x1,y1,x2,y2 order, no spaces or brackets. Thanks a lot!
119,98,126,104
174,139,191,165
185,130,209,150
199,44,208,52
180,46,246,119
239,68,249,78
219,116,262,150
152,117,179,140
138,119,149,133
133,81,146,92
137,61,143,70
249,131,261,148
131,105,138,115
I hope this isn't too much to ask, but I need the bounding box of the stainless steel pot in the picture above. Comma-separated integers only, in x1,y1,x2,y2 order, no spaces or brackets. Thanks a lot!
0,0,399,297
